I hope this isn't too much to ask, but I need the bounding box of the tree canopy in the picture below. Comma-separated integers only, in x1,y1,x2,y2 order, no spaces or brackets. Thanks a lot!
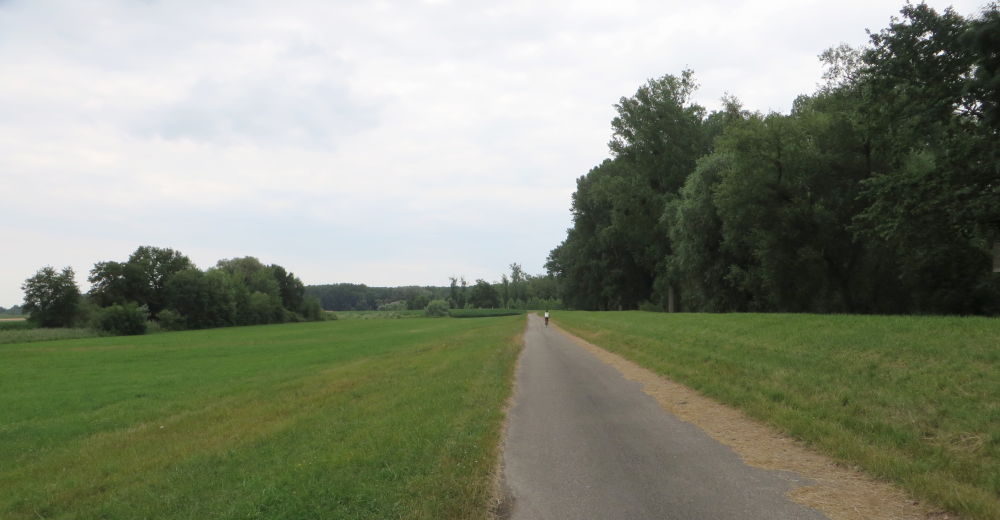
21,266,81,327
548,3,1000,315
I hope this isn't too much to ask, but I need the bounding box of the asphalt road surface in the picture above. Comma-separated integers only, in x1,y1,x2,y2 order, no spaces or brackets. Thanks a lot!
501,315,828,520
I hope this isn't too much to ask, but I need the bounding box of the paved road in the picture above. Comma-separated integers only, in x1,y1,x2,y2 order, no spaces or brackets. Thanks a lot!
501,315,828,520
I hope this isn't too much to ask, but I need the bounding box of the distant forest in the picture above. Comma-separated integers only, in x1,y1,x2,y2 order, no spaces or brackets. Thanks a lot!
0,305,22,316
547,4,999,315
307,263,561,311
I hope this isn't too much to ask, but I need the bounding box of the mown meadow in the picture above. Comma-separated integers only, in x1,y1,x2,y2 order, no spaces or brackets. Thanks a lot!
551,311,1000,520
0,316,525,519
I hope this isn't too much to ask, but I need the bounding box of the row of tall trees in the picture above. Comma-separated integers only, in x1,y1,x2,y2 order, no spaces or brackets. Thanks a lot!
454,264,561,310
305,284,450,311
21,246,322,332
548,3,999,315
306,263,562,311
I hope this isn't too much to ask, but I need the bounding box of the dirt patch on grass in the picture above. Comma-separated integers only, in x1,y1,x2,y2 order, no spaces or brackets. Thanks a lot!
0,318,26,322
552,321,957,520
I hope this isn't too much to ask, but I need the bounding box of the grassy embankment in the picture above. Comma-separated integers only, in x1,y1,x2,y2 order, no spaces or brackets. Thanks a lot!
0,316,524,519
552,311,999,520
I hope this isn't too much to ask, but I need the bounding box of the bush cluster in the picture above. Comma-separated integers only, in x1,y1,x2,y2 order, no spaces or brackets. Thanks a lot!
95,303,148,335
424,299,449,317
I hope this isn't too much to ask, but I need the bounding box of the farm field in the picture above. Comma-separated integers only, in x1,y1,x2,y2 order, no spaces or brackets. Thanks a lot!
550,311,1000,520
0,316,524,520
331,310,426,320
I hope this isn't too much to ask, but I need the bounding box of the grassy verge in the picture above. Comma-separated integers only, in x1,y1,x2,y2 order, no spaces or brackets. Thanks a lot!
0,316,525,519
552,311,999,520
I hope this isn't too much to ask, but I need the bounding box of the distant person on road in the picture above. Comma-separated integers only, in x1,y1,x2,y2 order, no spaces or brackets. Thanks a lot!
544,310,550,327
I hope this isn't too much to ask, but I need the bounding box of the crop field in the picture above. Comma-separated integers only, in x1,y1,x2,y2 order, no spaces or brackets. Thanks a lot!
331,310,428,320
448,309,525,318
551,311,1000,520
0,321,106,345
0,316,524,519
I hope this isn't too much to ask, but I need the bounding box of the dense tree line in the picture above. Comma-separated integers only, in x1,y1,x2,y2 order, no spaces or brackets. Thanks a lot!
305,284,450,311
547,3,999,315
307,263,562,312
20,246,322,333
0,305,23,316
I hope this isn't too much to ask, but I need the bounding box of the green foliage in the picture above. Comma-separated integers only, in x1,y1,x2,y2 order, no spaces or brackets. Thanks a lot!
0,317,524,519
526,297,563,310
164,268,236,329
637,300,664,312
555,311,1000,520
547,71,714,311
94,302,149,335
21,266,81,328
77,249,314,334
448,277,468,309
156,309,186,331
298,297,322,321
88,247,193,315
549,3,1000,315
467,279,500,309
378,300,408,312
424,299,449,317
306,284,450,312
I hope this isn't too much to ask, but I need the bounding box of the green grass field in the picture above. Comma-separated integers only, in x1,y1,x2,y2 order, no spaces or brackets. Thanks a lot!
0,316,525,519
551,311,1000,520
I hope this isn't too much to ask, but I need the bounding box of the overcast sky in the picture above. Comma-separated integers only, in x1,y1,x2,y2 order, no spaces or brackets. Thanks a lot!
0,0,989,306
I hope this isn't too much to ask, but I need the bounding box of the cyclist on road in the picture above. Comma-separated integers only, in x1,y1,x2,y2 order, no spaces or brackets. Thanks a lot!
544,310,550,327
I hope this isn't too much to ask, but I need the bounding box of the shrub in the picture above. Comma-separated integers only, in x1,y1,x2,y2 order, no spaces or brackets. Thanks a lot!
425,299,449,317
95,302,149,335
157,309,186,331
638,300,665,312
378,300,408,311
144,320,163,334
300,297,323,321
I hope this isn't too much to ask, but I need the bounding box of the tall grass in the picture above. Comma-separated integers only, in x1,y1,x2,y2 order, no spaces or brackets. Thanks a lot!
553,311,1000,520
0,316,524,519
0,324,104,344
